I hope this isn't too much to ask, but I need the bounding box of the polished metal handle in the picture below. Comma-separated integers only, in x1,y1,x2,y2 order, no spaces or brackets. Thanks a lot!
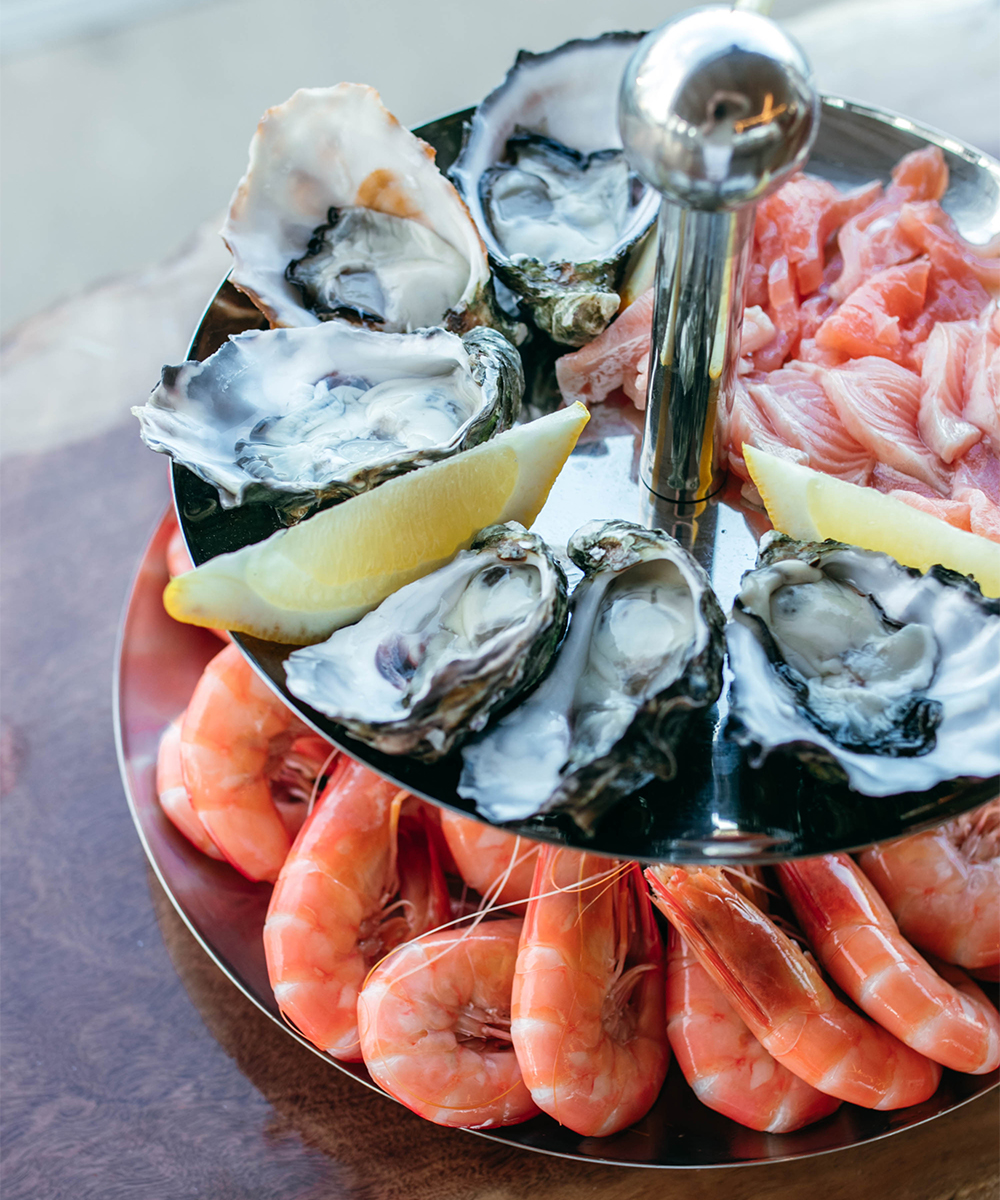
619,6,819,506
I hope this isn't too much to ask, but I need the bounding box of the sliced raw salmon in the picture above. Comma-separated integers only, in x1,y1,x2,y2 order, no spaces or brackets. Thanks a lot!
956,486,1000,542
887,489,972,531
802,357,950,495
556,296,781,409
962,302,1000,455
746,368,874,484
887,145,949,204
953,441,1000,505
556,147,997,536
741,305,777,355
918,320,980,464
755,175,881,295
722,376,808,490
829,147,948,302
555,289,653,408
897,202,1000,294
816,258,930,364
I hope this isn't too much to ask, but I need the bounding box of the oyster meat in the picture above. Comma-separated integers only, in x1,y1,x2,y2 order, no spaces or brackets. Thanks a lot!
727,533,1000,794
450,33,659,346
134,323,522,517
459,519,726,829
284,523,568,760
222,84,500,335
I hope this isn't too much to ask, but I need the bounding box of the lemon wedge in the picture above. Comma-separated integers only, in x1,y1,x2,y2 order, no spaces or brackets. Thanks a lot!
744,444,1000,597
165,402,590,643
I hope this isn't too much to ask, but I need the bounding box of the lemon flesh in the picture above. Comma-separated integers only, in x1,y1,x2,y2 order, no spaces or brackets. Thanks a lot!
165,402,590,643
744,444,1000,598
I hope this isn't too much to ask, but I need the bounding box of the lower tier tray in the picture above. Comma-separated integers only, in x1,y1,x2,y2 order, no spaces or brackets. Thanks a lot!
114,510,999,1170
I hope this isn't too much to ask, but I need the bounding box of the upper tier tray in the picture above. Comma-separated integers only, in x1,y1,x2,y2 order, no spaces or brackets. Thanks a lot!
172,97,1000,864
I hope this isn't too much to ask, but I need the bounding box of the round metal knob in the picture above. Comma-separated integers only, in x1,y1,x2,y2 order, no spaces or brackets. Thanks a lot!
619,6,818,211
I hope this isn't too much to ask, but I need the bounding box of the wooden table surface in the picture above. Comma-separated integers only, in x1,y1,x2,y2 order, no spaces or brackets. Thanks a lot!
1,406,997,1199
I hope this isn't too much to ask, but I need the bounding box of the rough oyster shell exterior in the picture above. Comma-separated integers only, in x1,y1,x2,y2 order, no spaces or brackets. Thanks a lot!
450,33,659,347
284,523,569,761
727,533,1000,794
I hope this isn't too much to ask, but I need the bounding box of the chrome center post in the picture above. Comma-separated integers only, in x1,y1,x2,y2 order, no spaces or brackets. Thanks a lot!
619,7,819,515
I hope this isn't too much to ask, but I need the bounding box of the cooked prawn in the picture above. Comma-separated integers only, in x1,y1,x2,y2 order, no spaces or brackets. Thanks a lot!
264,755,450,1060
778,852,1000,1075
665,926,841,1133
180,643,334,881
156,713,223,860
158,705,330,861
646,864,942,1110
511,847,669,1137
439,810,541,914
357,917,539,1128
858,799,1000,973
656,868,839,1134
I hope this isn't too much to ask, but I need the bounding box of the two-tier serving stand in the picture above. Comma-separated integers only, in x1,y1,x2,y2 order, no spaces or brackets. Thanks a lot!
115,8,1000,1167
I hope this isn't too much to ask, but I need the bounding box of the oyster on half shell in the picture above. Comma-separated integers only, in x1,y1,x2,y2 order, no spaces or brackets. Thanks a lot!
459,519,726,829
450,33,659,347
284,523,568,761
727,533,1000,794
222,84,505,337
134,323,522,520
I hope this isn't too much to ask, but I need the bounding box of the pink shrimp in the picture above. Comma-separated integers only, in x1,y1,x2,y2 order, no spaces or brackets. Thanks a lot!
156,713,223,860
180,643,334,881
511,847,669,1137
264,755,451,1060
357,917,540,1128
777,853,1000,1075
858,800,1000,974
653,868,839,1134
158,706,330,861
439,811,541,914
646,865,942,1110
664,926,841,1133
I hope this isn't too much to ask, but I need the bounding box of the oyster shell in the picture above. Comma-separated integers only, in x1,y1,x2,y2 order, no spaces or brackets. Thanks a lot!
727,533,1000,794
222,84,500,335
450,33,659,347
458,519,726,829
284,523,568,761
134,323,522,519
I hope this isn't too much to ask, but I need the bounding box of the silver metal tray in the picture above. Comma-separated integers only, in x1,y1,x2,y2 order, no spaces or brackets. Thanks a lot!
170,97,1000,864
115,510,998,1168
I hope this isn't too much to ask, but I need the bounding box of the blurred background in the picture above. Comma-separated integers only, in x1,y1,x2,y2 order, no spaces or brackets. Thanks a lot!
2,0,998,454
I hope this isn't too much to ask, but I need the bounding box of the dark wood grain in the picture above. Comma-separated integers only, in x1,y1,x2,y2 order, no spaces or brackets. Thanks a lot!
1,419,997,1199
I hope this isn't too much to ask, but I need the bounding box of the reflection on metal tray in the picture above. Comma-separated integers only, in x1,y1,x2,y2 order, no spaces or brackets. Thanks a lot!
115,512,999,1170
172,99,1000,865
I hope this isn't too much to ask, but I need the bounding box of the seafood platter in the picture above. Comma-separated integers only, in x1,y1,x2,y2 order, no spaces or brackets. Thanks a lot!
117,7,1000,1169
